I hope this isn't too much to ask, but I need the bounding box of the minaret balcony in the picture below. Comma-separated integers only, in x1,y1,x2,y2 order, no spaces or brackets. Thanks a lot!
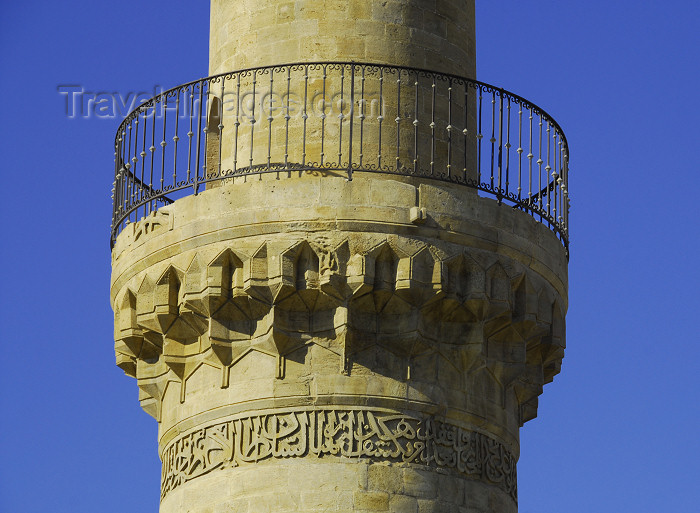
111,62,569,252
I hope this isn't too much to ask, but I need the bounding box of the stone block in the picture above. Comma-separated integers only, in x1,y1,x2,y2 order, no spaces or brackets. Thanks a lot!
354,491,390,511
368,463,403,493
402,468,437,499
389,495,418,513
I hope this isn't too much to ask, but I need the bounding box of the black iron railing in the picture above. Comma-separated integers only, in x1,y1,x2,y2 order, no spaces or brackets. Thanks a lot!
111,62,570,250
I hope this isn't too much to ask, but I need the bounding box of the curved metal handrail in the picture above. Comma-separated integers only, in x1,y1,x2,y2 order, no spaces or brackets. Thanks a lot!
111,61,570,252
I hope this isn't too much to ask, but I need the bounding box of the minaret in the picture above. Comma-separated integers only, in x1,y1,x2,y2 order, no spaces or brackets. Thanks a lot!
110,2,570,512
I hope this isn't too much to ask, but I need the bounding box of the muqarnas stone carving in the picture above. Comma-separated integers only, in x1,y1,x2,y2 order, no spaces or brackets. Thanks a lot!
115,236,564,424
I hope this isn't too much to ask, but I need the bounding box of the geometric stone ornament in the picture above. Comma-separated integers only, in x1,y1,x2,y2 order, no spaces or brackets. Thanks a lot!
114,238,565,427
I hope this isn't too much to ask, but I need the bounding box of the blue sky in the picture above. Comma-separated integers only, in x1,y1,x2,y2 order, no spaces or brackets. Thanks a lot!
1,1,698,512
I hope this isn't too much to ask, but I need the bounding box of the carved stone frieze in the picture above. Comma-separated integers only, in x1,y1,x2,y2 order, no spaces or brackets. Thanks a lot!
160,408,518,501
116,208,173,252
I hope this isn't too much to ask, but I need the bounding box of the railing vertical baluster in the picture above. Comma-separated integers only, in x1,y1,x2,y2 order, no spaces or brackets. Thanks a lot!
117,133,123,229
517,105,523,201
160,96,168,194
347,63,354,180
118,150,124,222
463,83,468,181
173,90,180,187
564,155,569,233
490,90,496,189
132,113,140,220
126,123,133,219
413,72,419,174
218,79,225,177
497,91,503,199
545,120,552,221
111,159,117,241
320,66,327,166
284,67,291,172
377,68,384,169
396,70,402,172
561,152,566,231
124,125,130,216
302,66,309,167
447,79,453,179
552,130,558,224
140,108,147,214
111,146,118,236
563,142,567,231
558,136,564,226
477,87,483,184
203,82,211,180
133,118,140,215
267,69,274,172
430,74,436,176
194,81,204,194
555,143,560,228
537,114,543,221
338,66,345,168
358,66,365,169
149,103,156,215
186,87,194,183
505,97,511,196
124,127,130,221
527,108,533,206
560,155,566,231
120,129,127,218
249,72,257,172
234,74,241,174
121,137,126,222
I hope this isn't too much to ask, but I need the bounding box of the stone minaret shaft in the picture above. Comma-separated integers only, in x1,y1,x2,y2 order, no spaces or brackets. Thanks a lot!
110,2,568,512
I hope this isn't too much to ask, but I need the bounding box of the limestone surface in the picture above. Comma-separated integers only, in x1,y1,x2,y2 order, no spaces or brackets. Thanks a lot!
110,1,568,511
